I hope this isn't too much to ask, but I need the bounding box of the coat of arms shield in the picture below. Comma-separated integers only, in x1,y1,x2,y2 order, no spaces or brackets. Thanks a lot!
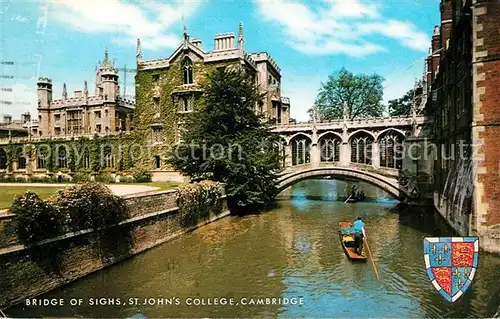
423,237,479,302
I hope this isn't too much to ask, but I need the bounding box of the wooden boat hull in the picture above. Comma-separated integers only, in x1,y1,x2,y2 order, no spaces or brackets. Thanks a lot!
339,222,367,261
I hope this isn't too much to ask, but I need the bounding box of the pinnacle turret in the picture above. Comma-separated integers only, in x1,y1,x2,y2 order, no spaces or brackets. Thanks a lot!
62,83,67,99
238,21,244,51
136,38,142,62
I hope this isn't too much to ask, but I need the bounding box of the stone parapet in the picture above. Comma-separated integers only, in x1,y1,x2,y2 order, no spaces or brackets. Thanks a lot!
0,190,229,309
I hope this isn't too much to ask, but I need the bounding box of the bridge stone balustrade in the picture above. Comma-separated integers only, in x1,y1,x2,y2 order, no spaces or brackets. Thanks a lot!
271,115,428,200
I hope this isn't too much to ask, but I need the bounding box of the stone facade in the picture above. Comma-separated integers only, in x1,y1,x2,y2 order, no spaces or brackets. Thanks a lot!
421,0,500,253
134,22,291,152
35,49,135,138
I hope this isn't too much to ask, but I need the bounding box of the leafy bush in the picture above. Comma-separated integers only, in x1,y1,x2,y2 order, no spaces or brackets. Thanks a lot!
132,167,152,183
29,176,53,183
177,180,222,227
15,176,28,183
95,172,116,184
72,172,92,183
0,175,17,182
118,176,135,183
55,182,129,231
51,176,72,183
11,192,64,245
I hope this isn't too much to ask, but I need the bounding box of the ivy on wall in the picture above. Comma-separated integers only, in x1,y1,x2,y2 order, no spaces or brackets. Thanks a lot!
135,53,237,171
176,180,222,227
0,134,137,177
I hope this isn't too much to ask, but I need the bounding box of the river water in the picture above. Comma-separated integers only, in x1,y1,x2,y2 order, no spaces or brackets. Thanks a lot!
6,179,500,318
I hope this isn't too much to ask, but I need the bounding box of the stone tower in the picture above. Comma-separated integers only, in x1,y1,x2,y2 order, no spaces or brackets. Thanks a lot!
37,77,52,108
37,77,53,136
95,47,119,101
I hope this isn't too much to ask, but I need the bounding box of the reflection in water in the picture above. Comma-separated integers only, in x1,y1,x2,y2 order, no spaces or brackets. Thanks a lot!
6,179,500,318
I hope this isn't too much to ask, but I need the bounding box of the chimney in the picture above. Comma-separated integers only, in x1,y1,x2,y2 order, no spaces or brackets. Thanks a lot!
3,115,12,124
431,26,441,76
74,90,83,98
440,0,453,56
214,32,235,51
191,38,202,48
21,112,31,123
426,47,433,86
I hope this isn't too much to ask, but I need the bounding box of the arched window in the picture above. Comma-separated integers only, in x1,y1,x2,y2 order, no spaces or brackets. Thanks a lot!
103,146,114,169
319,134,341,162
350,133,373,165
291,135,311,166
0,148,7,169
379,132,404,169
57,146,68,169
82,148,90,169
37,150,45,169
17,148,26,170
182,58,193,85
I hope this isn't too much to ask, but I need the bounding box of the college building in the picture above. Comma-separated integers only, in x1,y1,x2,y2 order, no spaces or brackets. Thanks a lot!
0,23,291,181
418,0,500,251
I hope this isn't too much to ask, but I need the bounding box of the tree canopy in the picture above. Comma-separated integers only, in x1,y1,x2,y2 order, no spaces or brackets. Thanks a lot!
388,89,415,116
167,67,283,213
312,68,384,120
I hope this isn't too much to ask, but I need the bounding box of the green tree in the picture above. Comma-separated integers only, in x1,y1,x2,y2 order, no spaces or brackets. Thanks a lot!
388,89,415,116
312,68,384,120
167,67,283,212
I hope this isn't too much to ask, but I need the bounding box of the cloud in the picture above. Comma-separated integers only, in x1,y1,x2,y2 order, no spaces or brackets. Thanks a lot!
357,20,430,52
10,15,28,23
254,0,429,57
50,0,202,51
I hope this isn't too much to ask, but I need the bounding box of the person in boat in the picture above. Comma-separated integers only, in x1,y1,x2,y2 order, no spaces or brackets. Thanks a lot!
358,190,365,201
351,185,357,198
352,216,365,255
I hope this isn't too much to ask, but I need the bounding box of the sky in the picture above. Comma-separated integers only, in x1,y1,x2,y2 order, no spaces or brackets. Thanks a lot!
0,0,440,122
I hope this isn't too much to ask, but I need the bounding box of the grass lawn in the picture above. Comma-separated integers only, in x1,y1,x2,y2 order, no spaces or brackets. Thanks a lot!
0,182,183,210
0,186,65,210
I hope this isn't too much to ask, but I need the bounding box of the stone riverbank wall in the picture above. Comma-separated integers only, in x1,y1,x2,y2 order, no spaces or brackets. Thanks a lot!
0,190,230,309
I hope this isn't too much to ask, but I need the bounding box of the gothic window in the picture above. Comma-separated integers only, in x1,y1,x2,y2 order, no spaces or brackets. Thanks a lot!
37,151,45,169
320,134,341,162
57,146,68,169
0,148,6,169
82,149,90,169
103,146,114,169
350,133,373,165
17,148,26,170
379,132,404,169
179,96,193,112
152,127,163,144
182,58,193,85
155,156,161,169
291,135,311,166
182,97,188,112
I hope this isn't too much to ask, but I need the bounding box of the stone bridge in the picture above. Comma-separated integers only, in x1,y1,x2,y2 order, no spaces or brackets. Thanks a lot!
277,163,411,199
272,114,427,200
